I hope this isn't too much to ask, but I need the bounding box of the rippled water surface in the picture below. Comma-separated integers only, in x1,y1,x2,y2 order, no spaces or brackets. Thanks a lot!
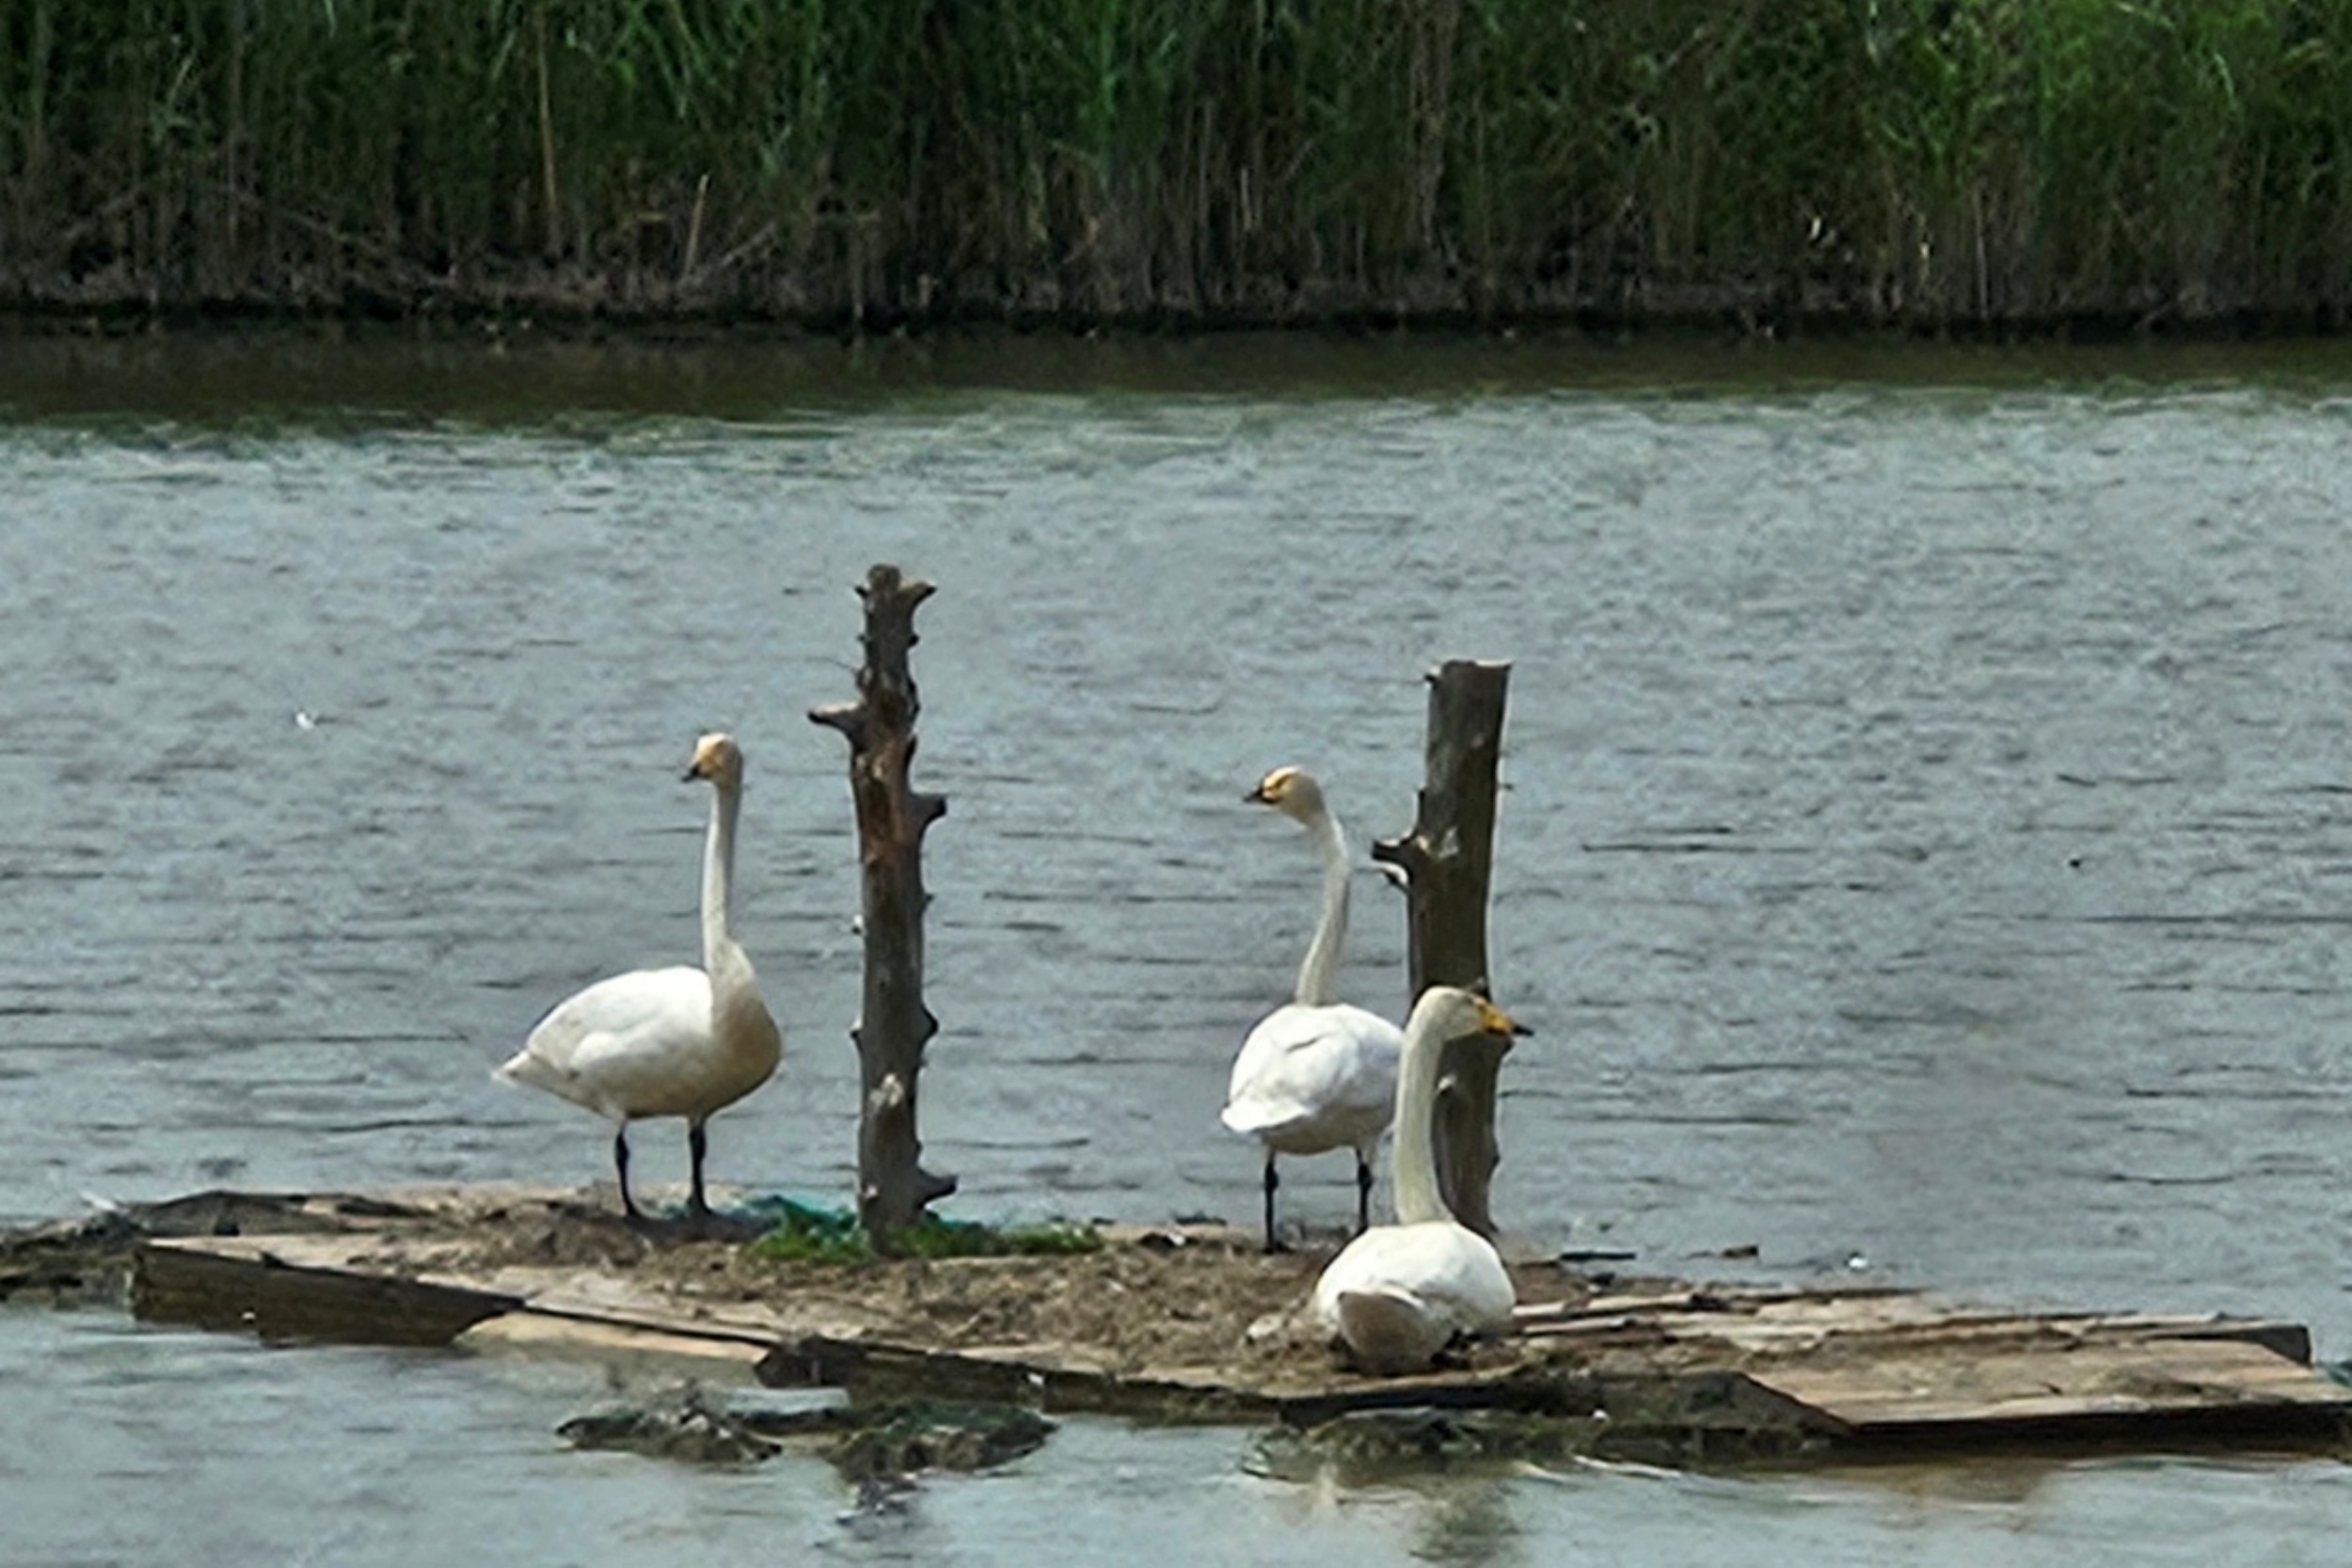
7,333,2352,1562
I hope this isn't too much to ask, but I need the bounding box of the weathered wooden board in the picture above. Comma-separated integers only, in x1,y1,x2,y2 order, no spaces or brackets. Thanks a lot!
1753,1338,2352,1434
456,1312,772,1379
1518,1289,2315,1364
136,1235,521,1346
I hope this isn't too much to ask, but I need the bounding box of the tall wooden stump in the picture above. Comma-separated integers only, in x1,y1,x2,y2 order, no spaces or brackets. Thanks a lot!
1370,659,1512,1239
810,564,958,1246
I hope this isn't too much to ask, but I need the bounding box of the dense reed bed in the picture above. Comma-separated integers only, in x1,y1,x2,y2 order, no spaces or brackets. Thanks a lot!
8,0,2352,330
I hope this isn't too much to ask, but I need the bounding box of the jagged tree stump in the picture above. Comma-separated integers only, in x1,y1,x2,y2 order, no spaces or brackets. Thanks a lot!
810,564,958,1246
1370,659,1513,1239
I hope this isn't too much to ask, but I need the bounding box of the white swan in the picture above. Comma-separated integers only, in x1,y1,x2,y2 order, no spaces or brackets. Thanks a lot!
496,733,783,1222
1311,986,1527,1374
1222,766,1405,1250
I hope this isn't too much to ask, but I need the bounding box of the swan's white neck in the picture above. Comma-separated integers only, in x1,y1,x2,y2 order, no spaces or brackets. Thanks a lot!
1390,994,1453,1227
702,778,744,978
1293,808,1350,1007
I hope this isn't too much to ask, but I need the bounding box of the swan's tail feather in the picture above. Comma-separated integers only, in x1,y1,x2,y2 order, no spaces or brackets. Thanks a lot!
1333,1286,1452,1374
1220,1099,1311,1139
494,1048,566,1095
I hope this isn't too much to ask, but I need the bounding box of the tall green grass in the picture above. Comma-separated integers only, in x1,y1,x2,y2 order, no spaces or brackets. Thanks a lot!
7,0,2352,328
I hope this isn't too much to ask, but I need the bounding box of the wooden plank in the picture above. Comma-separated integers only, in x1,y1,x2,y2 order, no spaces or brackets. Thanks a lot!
1513,1283,1904,1324
135,1236,518,1346
1517,1289,2314,1366
758,1332,1282,1421
1750,1338,2352,1437
457,1311,771,1379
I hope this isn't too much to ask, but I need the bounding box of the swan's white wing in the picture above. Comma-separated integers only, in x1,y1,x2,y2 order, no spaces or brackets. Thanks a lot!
1312,1222,1516,1329
1222,1002,1402,1153
1311,1220,1516,1372
496,965,711,1119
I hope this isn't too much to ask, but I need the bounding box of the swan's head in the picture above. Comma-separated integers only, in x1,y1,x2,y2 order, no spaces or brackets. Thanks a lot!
1246,765,1327,823
684,732,745,789
1408,985,1529,1046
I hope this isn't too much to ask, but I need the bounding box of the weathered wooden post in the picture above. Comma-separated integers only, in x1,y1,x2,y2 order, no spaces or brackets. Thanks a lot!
1370,659,1513,1239
810,564,959,1246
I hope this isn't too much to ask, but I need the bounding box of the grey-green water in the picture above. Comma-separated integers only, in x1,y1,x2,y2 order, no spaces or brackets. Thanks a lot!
7,333,2352,1563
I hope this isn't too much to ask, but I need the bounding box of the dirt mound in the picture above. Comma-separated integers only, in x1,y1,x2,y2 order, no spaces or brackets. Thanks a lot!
413,1193,1592,1378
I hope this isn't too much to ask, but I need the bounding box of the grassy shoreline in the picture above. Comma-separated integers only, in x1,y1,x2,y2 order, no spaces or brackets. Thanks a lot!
8,2,2352,335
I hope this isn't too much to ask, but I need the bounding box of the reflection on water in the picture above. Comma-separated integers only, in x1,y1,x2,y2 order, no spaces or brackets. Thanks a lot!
1375,1478,1528,1568
1249,1467,1534,1568
5,335,2352,1560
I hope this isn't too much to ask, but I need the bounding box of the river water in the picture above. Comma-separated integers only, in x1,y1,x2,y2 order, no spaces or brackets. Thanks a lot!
6,331,2352,1564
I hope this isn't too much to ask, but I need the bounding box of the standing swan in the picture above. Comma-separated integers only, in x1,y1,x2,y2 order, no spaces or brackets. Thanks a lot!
496,733,783,1223
1312,986,1528,1373
1222,767,1405,1251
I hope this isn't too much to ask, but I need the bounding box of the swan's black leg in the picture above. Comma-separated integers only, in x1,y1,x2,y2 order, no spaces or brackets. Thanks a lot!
1262,1153,1284,1253
614,1125,640,1220
1354,1151,1375,1235
688,1119,710,1218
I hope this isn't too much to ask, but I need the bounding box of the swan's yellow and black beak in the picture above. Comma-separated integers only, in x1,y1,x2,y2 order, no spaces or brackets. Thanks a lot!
684,732,739,784
1246,766,1299,806
1474,996,1532,1037
682,737,734,784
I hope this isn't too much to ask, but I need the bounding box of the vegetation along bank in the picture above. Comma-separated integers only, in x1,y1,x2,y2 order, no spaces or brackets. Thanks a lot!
8,0,2352,334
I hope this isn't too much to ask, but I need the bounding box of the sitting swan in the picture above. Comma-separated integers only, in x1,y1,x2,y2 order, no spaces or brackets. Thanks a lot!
1312,986,1528,1373
496,733,783,1221
1222,767,1406,1250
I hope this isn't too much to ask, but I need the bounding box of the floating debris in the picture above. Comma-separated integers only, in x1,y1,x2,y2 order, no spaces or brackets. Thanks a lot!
559,1385,784,1465
557,1383,1055,1478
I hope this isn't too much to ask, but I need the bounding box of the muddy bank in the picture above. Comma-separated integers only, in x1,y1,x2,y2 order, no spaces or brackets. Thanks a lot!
8,275,2338,344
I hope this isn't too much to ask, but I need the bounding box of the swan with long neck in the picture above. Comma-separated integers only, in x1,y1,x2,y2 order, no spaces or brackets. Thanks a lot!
1221,766,1405,1250
496,733,783,1221
1311,986,1526,1373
